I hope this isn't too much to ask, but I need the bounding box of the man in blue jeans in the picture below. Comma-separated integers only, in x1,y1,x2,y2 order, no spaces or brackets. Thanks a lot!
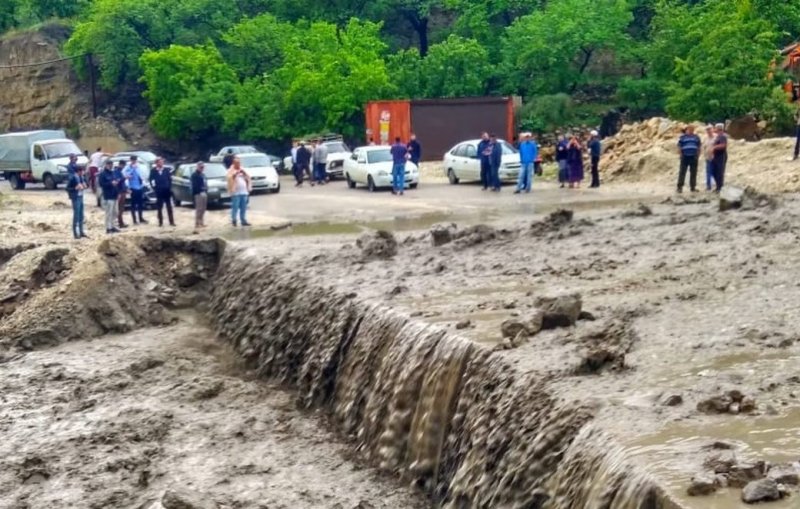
124,155,147,224
515,133,538,194
227,157,252,226
390,137,408,195
66,166,88,239
489,133,503,191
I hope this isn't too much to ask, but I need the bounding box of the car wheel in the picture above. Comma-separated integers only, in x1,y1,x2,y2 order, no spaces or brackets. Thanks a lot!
367,176,377,193
43,173,56,190
346,174,356,189
410,183,418,189
174,197,181,207
447,169,459,185
8,173,24,190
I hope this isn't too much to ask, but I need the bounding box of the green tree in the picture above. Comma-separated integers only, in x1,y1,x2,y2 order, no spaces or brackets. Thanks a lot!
225,19,393,140
501,0,633,95
663,1,779,120
420,35,492,97
139,43,237,140
386,47,424,98
222,13,291,77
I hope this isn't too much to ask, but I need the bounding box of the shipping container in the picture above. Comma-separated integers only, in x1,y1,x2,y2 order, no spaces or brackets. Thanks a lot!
365,97,515,161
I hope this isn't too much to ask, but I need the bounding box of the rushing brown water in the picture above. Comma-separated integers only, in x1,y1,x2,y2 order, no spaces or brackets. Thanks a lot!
210,246,682,508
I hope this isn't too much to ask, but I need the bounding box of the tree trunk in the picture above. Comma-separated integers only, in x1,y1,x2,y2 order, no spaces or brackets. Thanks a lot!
405,13,429,57
570,47,594,92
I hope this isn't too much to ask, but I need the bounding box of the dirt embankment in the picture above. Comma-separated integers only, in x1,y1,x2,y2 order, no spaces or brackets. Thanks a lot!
600,117,799,193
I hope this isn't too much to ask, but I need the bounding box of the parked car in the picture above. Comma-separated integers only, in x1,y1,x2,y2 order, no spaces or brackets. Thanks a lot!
443,139,521,184
343,146,419,192
171,162,231,207
237,153,280,194
0,130,88,190
209,145,259,163
281,137,352,179
115,150,159,165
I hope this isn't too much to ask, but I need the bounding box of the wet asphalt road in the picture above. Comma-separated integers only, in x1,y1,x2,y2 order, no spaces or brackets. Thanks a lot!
245,175,664,226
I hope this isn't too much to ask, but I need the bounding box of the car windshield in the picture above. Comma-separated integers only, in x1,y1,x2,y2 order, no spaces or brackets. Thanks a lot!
500,141,518,154
203,163,227,178
325,142,349,153
238,155,270,168
367,149,393,164
44,141,82,159
226,146,257,155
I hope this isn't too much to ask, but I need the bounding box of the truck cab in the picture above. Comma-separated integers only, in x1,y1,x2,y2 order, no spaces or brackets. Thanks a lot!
0,130,88,190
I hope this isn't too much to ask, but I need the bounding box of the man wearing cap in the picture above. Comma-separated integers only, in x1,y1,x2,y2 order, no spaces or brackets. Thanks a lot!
588,130,602,188
98,159,121,234
711,123,728,192
191,162,208,231
515,132,538,194
676,125,701,193
124,155,147,224
66,165,88,239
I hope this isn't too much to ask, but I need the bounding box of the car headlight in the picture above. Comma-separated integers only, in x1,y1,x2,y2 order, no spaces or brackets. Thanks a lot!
377,170,388,176
57,165,68,173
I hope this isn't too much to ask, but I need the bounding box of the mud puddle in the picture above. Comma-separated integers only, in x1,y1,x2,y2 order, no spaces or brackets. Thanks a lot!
0,313,426,509
226,195,657,241
627,408,800,508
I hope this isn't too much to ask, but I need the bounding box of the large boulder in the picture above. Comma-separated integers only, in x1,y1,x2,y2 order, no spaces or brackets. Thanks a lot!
687,472,719,496
741,478,781,504
357,230,398,260
161,488,217,509
535,293,582,329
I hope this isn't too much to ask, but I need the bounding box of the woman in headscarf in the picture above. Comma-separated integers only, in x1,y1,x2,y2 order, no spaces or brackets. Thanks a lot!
566,135,584,188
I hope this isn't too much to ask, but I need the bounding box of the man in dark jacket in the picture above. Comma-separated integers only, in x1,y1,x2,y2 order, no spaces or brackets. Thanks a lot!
114,160,129,229
407,134,421,166
98,159,120,234
489,133,503,192
295,142,312,187
66,166,88,239
191,162,208,230
149,158,175,227
477,132,491,190
66,153,80,174
588,130,602,188
222,149,235,169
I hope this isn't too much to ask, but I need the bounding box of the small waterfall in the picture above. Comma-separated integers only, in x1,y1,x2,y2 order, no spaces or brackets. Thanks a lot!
209,246,680,508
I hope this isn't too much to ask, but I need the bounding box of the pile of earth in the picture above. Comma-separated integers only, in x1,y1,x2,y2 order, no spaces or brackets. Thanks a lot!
600,117,798,193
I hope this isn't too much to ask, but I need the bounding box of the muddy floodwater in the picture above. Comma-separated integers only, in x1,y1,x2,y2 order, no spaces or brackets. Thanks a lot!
0,313,426,509
3,187,800,508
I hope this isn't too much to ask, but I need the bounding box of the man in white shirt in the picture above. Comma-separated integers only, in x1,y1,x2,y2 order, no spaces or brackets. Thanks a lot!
88,147,109,201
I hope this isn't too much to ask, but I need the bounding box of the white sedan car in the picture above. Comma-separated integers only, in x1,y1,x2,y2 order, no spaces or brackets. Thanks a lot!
343,146,419,192
443,139,521,184
237,153,280,194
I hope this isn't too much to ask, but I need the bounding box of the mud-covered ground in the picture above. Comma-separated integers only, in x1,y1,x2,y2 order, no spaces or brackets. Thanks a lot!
0,313,426,509
4,176,800,508
241,192,800,508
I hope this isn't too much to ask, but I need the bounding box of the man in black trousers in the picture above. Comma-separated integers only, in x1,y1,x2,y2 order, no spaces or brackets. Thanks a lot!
148,157,175,226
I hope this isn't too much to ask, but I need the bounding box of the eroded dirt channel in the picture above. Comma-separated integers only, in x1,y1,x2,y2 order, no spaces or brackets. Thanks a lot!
2,190,800,508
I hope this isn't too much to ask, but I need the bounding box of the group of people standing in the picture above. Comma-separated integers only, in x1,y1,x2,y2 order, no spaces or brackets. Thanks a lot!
676,124,728,193
67,148,255,239
289,140,332,187
554,131,602,189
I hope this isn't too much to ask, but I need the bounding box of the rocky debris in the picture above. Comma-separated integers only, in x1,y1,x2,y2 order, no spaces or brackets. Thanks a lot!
161,488,218,509
192,380,225,400
535,293,582,329
500,310,544,339
357,230,398,260
578,310,596,321
687,472,719,496
697,390,756,415
662,394,683,406
621,203,653,218
430,223,457,247
720,186,778,212
530,209,573,236
741,478,781,504
767,463,800,485
728,462,768,488
453,224,505,247
455,319,472,330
